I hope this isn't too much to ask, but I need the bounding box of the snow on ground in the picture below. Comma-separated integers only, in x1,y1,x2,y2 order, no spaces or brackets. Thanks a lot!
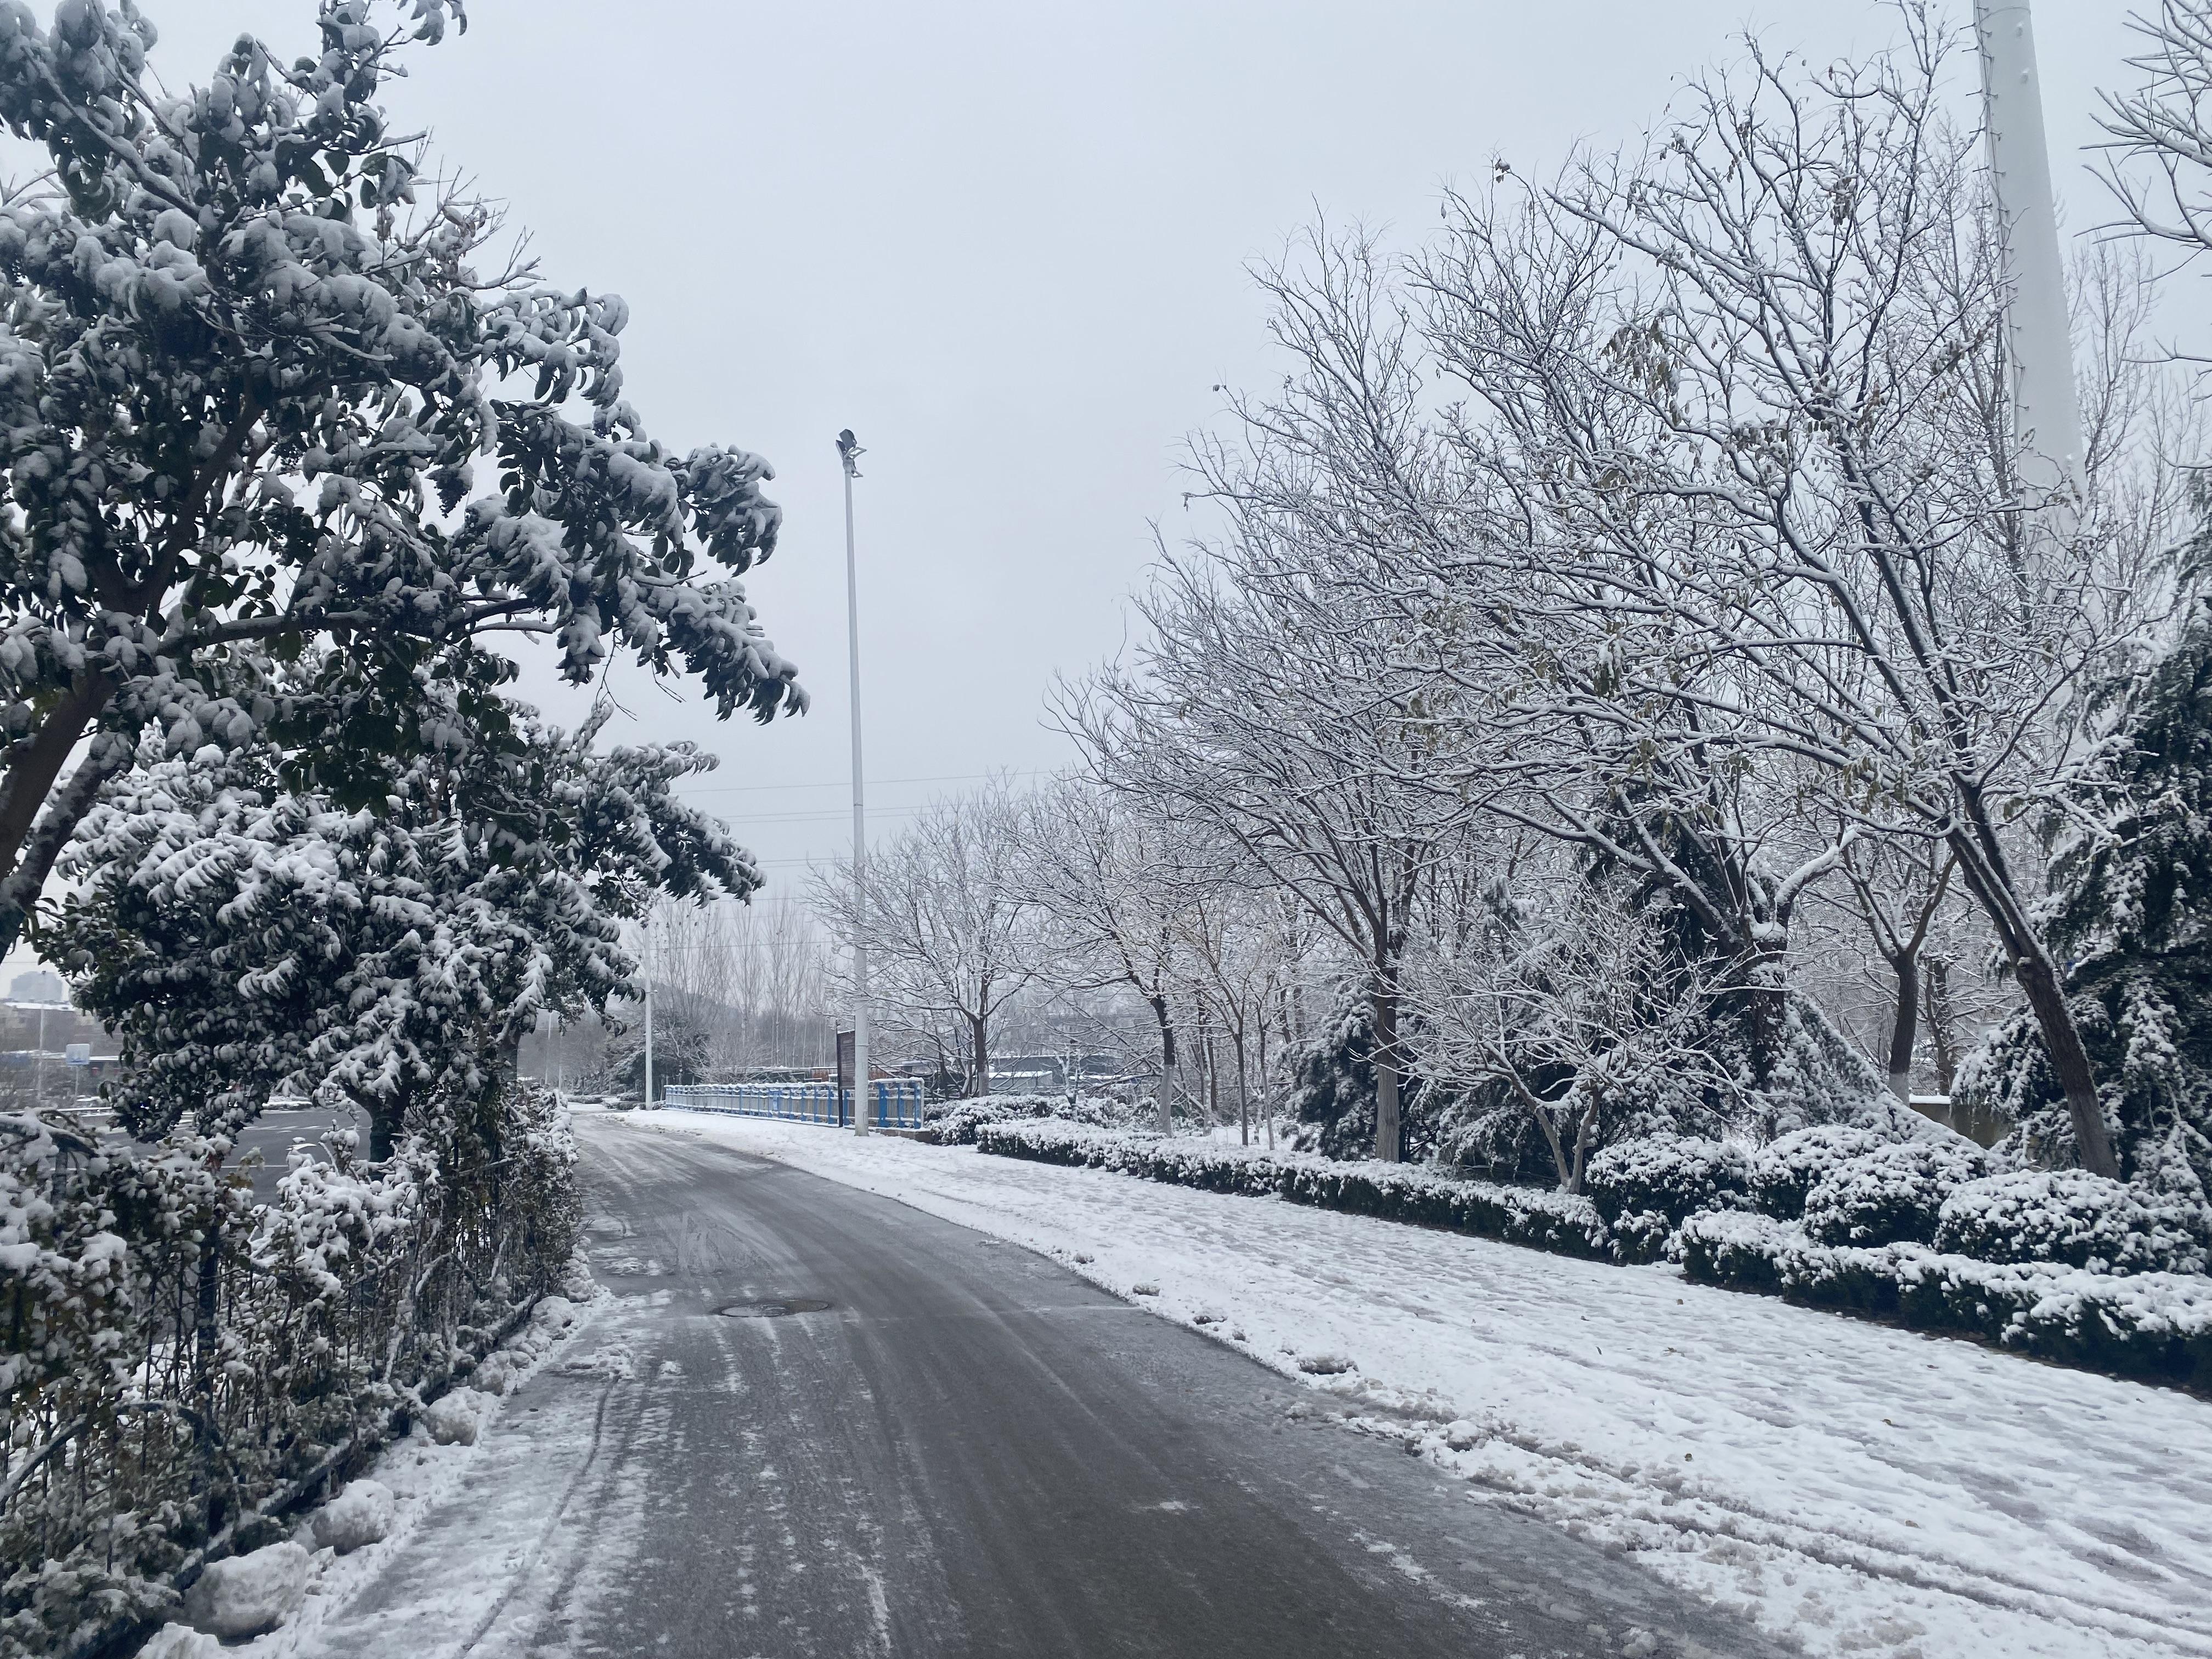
660,1108,2212,1659
172,1279,610,1659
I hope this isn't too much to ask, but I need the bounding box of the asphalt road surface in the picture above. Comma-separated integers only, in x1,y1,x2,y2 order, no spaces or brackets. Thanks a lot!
318,1118,1782,1658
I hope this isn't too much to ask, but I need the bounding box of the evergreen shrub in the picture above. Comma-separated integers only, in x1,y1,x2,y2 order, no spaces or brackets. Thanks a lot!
1581,1135,1751,1226
1801,1139,1988,1246
2,1089,580,1657
972,1119,1610,1257
1934,1170,2211,1277
1751,1125,1892,1219
921,1096,1065,1146
973,1120,2212,1392
1678,1211,2212,1391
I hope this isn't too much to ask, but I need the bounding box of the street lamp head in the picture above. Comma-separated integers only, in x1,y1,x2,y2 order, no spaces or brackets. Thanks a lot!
836,428,866,478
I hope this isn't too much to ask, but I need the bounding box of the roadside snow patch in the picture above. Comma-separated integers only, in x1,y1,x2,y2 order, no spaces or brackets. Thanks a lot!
471,1351,521,1396
422,1388,492,1447
528,1295,579,1336
310,1480,394,1554
183,1542,311,1638
140,1625,220,1659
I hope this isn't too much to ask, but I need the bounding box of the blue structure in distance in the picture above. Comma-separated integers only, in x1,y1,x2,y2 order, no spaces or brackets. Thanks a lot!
660,1079,924,1131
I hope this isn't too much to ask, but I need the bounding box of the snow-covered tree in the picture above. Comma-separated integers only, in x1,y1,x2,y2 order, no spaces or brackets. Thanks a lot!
1408,874,1745,1192
1833,839,1960,1104
1015,780,1226,1132
1161,225,1878,1143
0,0,799,953
55,653,751,1155
816,778,1048,1097
640,894,836,1075
601,1001,712,1102
1172,879,1296,1147
1963,595,2212,1202
1393,27,2196,1175
1063,250,1475,1163
2099,0,2212,259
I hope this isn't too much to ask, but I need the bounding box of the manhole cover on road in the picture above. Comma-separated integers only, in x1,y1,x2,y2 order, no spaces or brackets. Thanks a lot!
717,1297,832,1318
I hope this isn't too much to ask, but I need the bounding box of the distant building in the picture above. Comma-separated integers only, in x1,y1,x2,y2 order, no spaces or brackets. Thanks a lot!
8,970,66,1006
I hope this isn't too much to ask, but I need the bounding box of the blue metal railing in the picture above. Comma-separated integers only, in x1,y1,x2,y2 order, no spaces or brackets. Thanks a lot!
659,1079,925,1130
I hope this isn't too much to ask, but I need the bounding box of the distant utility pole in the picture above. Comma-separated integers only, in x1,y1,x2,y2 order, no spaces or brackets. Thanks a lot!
1974,0,2085,531
838,428,872,1136
643,910,655,1108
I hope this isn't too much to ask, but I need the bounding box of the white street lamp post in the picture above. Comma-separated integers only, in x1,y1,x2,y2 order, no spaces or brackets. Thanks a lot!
838,429,872,1135
642,911,654,1109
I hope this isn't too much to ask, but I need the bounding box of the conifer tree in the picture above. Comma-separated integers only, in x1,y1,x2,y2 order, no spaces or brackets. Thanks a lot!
1965,598,2212,1201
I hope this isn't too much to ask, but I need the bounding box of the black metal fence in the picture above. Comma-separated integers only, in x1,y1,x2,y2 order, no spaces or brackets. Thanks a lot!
0,1087,579,1657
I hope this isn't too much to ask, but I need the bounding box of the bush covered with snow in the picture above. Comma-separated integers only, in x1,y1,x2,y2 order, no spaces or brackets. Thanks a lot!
921,1095,1070,1146
1581,1135,1751,1227
1801,1138,1988,1246
973,1119,1612,1258
1749,1125,1893,1220
1,1087,579,1657
1934,1170,2211,1277
1678,1210,2212,1391
139,1626,220,1659
978,1118,2212,1392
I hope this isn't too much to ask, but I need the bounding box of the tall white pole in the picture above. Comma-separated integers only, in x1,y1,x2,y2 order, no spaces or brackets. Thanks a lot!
642,912,654,1108
838,430,872,1136
1974,0,2085,521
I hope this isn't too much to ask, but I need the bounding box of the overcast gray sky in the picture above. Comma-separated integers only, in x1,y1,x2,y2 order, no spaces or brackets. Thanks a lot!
149,0,2152,898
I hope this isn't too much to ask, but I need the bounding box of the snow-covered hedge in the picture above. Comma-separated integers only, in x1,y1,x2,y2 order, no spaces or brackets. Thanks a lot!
921,1095,1077,1146
977,1119,2212,1391
1801,1139,1988,1246
1933,1170,2211,1277
1,1088,580,1657
1582,1136,1750,1223
1749,1125,1891,1219
974,1120,1611,1258
1678,1211,2212,1391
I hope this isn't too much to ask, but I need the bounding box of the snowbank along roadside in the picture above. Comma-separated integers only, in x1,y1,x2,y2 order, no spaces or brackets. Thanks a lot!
134,1266,608,1659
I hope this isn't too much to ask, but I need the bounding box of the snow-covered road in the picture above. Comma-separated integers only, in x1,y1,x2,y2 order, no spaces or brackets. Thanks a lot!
665,1109,2212,1659
238,1111,1771,1659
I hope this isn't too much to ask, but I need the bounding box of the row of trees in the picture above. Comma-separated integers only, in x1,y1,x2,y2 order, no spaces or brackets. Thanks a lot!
811,775,1307,1138
831,6,2212,1206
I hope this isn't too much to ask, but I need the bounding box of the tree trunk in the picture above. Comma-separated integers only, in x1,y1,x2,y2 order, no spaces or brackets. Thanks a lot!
1258,1015,1274,1150
1739,944,1789,1090
969,1013,990,1098
1150,992,1176,1135
1371,983,1402,1163
1922,955,1959,1096
1947,825,2120,1178
1884,949,1919,1103
2009,941,2121,1177
1204,1028,1219,1126
1235,1031,1250,1146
